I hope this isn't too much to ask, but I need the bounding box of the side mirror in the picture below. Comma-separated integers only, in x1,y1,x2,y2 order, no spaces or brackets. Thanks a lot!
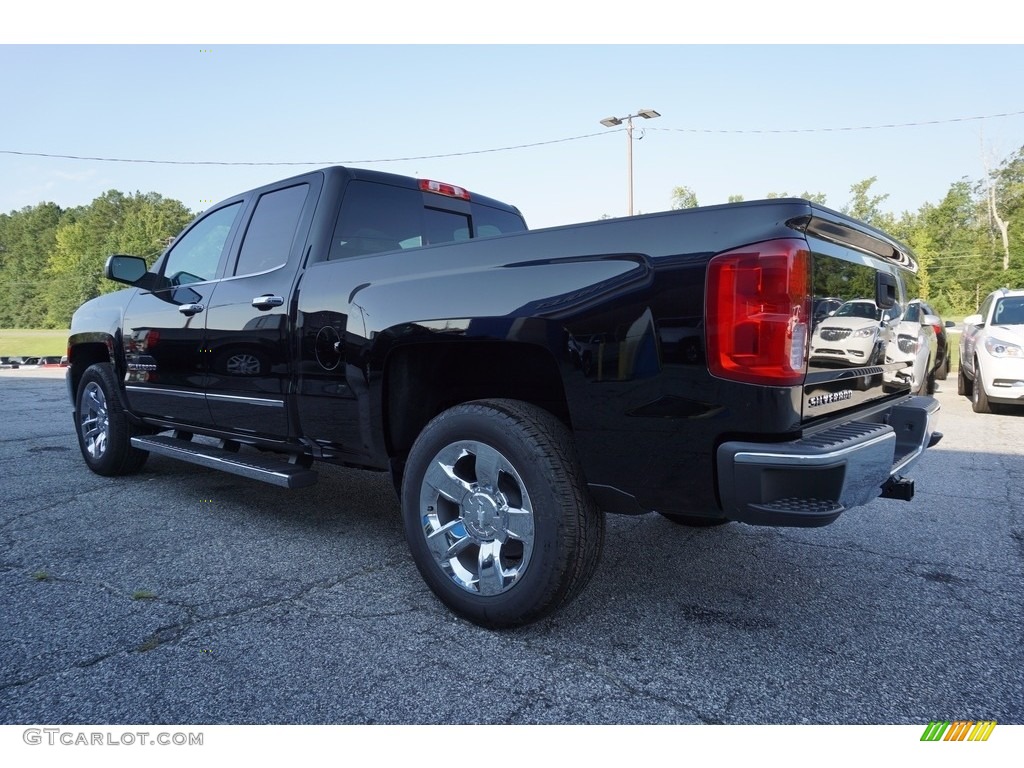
963,314,983,328
945,320,956,328
104,255,149,285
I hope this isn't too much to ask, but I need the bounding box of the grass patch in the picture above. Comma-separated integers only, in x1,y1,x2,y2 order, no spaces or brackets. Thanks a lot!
0,328,69,357
132,589,158,600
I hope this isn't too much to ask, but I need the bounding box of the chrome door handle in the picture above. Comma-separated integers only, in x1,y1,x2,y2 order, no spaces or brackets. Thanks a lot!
252,295,285,310
178,303,205,316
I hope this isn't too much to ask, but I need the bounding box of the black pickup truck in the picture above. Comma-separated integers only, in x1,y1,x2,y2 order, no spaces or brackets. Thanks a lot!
67,166,940,627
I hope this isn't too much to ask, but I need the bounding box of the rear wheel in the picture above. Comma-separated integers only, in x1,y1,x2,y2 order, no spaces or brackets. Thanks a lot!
75,363,149,475
401,399,604,628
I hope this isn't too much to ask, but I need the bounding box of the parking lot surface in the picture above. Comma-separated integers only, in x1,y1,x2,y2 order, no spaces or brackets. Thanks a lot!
1,368,1021,724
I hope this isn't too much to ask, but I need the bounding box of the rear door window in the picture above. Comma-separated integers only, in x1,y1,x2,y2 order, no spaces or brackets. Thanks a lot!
234,184,310,276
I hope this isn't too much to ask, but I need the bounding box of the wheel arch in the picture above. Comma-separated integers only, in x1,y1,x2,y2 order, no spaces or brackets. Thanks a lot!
67,333,117,404
382,340,572,462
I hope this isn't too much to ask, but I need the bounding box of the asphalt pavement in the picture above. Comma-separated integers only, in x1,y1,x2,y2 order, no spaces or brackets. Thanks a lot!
1,367,1021,724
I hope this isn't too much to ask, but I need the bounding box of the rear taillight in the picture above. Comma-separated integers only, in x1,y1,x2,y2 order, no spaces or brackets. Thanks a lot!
706,238,810,386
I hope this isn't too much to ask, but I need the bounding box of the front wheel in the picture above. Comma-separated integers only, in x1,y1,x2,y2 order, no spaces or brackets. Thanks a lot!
401,399,604,628
957,364,972,397
971,358,993,414
74,363,149,476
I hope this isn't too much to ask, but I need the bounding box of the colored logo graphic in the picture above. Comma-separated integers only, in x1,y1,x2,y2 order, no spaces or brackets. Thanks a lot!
920,720,997,742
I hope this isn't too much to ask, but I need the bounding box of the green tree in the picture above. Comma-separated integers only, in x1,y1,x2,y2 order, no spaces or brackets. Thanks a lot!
918,181,991,315
842,176,895,231
985,144,1024,285
0,203,64,327
670,186,699,210
765,191,828,204
43,191,192,327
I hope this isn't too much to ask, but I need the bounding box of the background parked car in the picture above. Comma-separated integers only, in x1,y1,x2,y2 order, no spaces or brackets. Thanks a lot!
882,299,940,395
958,287,1024,413
812,296,844,325
809,298,899,372
914,299,954,381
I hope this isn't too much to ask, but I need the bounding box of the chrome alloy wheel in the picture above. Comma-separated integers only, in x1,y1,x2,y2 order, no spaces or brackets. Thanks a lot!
225,352,262,376
418,440,535,596
79,380,110,459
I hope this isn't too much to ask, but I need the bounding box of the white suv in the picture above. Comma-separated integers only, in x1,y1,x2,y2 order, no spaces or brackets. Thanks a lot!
810,298,898,368
882,299,940,395
959,288,1024,413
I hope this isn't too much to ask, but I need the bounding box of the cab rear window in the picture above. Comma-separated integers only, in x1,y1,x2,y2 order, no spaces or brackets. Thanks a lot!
327,181,523,261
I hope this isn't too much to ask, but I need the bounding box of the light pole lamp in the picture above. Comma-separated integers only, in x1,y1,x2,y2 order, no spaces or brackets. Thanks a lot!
600,109,660,216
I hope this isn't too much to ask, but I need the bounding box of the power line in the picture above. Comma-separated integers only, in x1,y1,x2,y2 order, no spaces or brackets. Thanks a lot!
651,109,1024,135
2,109,1023,167
0,132,610,167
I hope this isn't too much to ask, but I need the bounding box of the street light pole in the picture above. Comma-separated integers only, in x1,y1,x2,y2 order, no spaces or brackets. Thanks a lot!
600,109,660,216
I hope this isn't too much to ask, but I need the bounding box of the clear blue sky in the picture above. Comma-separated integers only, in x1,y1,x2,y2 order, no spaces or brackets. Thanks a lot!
1,43,1023,229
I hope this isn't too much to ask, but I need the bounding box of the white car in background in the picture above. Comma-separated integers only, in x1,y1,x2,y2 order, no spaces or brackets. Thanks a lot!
810,298,898,369
882,299,940,395
959,288,1024,413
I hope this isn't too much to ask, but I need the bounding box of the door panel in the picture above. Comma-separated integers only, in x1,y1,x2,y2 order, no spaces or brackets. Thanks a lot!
204,180,318,438
122,201,245,426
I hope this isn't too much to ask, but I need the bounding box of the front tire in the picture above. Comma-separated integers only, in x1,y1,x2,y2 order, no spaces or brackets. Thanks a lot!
74,363,149,476
971,358,993,414
401,399,604,628
958,364,973,397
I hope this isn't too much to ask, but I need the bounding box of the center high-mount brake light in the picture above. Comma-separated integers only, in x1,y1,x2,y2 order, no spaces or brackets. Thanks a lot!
706,238,810,386
419,179,471,201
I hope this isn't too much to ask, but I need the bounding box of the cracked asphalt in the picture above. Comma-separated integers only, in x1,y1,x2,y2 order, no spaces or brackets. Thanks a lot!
1,368,1022,724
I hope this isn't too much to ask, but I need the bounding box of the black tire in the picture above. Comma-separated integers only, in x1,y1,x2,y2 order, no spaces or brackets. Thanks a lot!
658,512,730,527
971,358,992,414
401,399,604,628
921,355,935,395
935,352,949,381
957,365,972,397
74,363,149,476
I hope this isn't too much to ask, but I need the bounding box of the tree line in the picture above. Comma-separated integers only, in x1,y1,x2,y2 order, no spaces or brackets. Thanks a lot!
0,190,193,328
669,144,1024,317
2,145,1022,328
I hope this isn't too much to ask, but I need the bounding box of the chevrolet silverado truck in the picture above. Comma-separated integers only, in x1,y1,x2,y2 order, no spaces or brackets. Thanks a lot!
67,166,941,627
